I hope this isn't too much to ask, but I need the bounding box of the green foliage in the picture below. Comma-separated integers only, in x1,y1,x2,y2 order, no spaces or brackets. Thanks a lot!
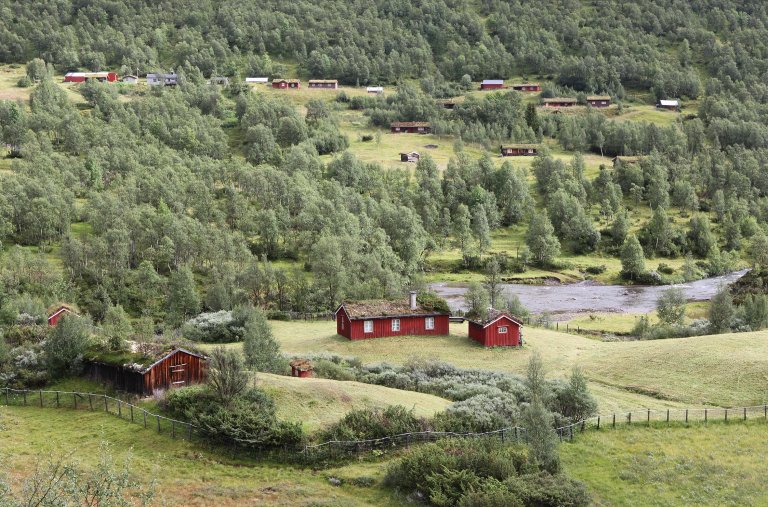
551,367,598,423
319,405,428,442
709,286,735,334
620,234,645,280
167,267,200,328
525,213,560,266
656,288,686,326
44,315,92,378
242,306,285,373
206,346,249,406
464,282,490,321
101,304,132,351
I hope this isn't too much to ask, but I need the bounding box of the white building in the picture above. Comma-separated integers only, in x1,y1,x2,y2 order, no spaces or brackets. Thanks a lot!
147,73,178,86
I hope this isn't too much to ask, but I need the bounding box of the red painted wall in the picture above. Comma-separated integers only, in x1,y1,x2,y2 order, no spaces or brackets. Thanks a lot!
468,316,521,347
480,83,504,89
336,308,449,340
588,100,610,108
142,350,206,394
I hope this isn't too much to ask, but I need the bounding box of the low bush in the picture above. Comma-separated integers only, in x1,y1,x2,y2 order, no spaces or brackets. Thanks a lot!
183,309,247,343
385,439,589,507
319,405,429,442
584,265,606,275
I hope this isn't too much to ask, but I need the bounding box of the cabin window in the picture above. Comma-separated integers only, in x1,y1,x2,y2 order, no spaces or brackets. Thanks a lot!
340,317,344,330
498,326,508,334
392,319,401,332
364,320,373,333
425,317,435,330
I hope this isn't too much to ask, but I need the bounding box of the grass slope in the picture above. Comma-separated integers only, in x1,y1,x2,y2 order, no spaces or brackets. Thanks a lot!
0,405,398,506
255,372,451,431
561,421,768,506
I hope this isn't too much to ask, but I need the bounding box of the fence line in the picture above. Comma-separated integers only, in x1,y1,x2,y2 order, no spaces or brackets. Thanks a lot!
5,386,768,456
1,387,196,441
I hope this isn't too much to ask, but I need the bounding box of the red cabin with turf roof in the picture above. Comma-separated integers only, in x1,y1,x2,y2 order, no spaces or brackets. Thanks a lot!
335,292,450,340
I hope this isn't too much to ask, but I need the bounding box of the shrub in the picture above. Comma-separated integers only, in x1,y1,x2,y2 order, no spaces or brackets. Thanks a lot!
433,393,521,432
44,315,93,378
657,263,675,275
312,359,356,381
320,405,429,442
183,310,245,343
584,265,606,275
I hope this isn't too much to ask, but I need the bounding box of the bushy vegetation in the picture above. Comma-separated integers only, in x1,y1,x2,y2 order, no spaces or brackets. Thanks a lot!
384,439,590,507
319,405,429,443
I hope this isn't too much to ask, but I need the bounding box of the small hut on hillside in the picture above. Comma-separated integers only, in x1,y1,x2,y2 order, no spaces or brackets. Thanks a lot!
84,345,207,395
47,304,79,326
290,359,313,378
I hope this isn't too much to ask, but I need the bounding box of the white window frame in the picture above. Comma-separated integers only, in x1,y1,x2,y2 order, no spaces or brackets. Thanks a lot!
498,326,508,334
425,317,435,330
364,320,373,333
392,319,401,332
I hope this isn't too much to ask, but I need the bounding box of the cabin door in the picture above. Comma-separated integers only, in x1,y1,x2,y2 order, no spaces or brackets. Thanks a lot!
169,362,187,387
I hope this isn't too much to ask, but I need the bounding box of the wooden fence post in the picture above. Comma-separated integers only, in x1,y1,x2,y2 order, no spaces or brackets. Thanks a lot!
88,394,93,411
104,395,108,412
118,400,122,418
143,410,147,428
628,412,631,425
666,409,669,424
157,415,161,432
73,393,77,410
581,420,585,432
130,405,134,423
725,408,728,423
23,390,26,406
705,408,707,425
597,416,600,430
612,413,616,428
744,407,747,421
685,409,688,424
55,391,59,408
39,391,43,407
647,409,650,425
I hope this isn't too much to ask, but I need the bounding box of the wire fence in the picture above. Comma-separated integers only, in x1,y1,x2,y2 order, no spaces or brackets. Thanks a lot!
1,387,196,441
5,386,768,456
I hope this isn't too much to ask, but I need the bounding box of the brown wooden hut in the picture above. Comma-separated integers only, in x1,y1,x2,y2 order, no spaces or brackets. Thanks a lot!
85,347,207,395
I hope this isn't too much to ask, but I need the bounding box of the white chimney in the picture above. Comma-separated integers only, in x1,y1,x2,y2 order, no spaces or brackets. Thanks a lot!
409,291,417,310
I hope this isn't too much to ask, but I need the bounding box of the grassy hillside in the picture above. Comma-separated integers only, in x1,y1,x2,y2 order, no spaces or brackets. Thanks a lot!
0,405,398,506
201,320,768,409
255,372,451,431
561,422,768,506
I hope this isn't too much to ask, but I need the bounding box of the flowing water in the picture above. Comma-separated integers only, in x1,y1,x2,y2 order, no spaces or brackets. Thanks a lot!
430,270,749,316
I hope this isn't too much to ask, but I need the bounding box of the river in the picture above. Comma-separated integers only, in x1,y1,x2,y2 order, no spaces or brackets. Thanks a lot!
430,270,749,316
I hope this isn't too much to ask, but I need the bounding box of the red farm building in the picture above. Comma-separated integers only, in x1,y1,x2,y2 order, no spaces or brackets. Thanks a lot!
511,83,541,92
85,347,207,395
272,79,301,89
335,292,450,340
308,79,338,89
587,95,611,108
500,144,538,156
467,310,523,347
47,305,77,326
64,72,118,83
390,121,432,134
480,79,505,90
290,359,313,378
542,98,577,107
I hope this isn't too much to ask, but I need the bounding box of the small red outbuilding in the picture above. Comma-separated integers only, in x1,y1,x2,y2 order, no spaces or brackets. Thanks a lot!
272,79,301,89
467,310,523,347
335,292,450,340
47,305,77,326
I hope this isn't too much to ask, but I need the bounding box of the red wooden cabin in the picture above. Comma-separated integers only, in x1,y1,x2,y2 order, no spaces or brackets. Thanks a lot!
272,79,301,89
511,83,541,92
480,79,505,90
335,292,450,340
542,98,577,107
308,79,338,89
587,95,611,108
500,144,538,156
64,72,118,83
47,305,77,326
390,121,432,134
467,310,523,347
290,359,313,378
85,347,207,395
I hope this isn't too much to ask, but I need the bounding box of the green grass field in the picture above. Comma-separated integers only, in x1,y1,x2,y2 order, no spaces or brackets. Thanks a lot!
561,421,768,506
0,405,398,506
256,372,451,432
203,319,768,411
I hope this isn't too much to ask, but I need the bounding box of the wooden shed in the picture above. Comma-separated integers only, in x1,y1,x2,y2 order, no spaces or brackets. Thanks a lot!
400,151,420,162
511,83,541,92
290,359,313,378
543,97,577,107
64,72,119,83
308,79,338,89
467,310,523,347
390,121,432,134
500,144,538,156
335,292,450,340
272,79,301,89
587,95,611,107
47,304,78,326
85,347,207,395
480,79,505,90
657,99,680,110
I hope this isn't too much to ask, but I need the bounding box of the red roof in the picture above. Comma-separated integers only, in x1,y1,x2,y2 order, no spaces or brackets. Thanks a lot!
466,309,523,328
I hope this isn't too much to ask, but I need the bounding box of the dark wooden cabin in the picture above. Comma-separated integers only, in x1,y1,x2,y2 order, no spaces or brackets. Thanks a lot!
587,95,611,107
500,144,538,156
85,348,207,395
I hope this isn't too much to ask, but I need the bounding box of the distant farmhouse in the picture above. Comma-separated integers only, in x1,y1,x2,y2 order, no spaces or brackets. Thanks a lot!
308,79,338,89
64,72,118,83
511,83,541,92
390,121,432,134
481,79,505,90
657,99,680,110
335,292,450,340
500,144,538,157
47,304,77,326
367,86,384,94
147,73,177,86
467,310,524,347
543,97,577,107
245,77,269,84
121,75,139,84
587,95,611,108
272,79,301,89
